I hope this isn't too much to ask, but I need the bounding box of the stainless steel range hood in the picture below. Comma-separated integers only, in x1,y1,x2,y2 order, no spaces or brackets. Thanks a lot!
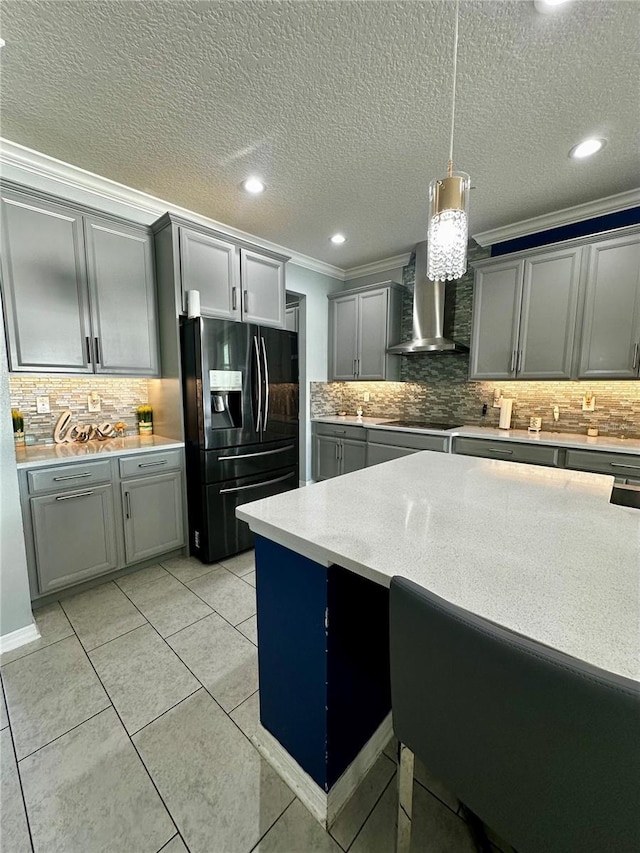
387,241,468,354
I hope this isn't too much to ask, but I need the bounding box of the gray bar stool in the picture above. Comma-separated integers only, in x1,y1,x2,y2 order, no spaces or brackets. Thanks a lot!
389,576,640,853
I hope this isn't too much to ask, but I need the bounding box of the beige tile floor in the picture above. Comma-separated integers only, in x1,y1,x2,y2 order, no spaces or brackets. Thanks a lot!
0,549,511,853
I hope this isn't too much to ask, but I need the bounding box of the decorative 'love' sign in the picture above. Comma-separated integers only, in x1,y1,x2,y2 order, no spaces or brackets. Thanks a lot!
53,410,115,444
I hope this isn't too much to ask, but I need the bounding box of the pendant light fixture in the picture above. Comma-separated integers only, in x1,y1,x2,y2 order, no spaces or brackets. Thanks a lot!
427,0,470,282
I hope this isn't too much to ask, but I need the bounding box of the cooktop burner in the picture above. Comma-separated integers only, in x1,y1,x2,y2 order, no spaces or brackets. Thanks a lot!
383,420,463,431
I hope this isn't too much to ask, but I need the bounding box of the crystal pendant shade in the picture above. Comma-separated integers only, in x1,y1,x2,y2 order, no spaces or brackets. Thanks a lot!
426,171,470,281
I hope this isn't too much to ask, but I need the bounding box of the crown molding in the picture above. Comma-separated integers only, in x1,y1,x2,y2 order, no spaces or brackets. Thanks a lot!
472,188,640,247
344,252,412,280
0,138,345,280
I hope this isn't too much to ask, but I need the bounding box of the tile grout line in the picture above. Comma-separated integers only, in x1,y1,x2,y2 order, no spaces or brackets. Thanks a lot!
78,626,186,850
0,630,75,668
16,704,111,763
130,686,203,737
344,772,397,852
246,797,298,853
1,676,37,853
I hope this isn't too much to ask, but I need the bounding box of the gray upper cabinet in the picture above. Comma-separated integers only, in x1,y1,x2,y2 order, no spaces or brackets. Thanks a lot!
470,247,582,381
180,228,240,321
328,282,403,381
241,249,285,328
0,189,92,373
0,183,159,376
578,232,640,379
330,293,359,380
469,259,523,380
85,217,158,375
152,214,288,329
517,248,582,380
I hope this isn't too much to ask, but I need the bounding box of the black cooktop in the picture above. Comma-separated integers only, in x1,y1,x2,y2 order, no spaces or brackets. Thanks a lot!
383,420,463,431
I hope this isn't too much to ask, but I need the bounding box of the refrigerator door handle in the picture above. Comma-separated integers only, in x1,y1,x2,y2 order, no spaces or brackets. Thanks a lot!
219,471,296,494
253,335,262,432
261,336,269,431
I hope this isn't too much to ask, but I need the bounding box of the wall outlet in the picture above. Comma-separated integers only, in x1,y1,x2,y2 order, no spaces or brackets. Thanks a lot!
493,388,503,408
36,396,50,414
582,393,596,412
88,392,101,413
363,391,370,402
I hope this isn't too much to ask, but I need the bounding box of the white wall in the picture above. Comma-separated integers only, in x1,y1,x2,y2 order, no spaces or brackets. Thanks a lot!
0,317,34,641
285,263,345,480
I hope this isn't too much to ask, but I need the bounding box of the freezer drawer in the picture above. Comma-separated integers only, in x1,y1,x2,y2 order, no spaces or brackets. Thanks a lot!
202,439,298,483
194,467,298,563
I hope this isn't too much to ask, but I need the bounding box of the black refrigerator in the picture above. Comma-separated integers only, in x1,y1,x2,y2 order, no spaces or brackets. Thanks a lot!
181,317,299,563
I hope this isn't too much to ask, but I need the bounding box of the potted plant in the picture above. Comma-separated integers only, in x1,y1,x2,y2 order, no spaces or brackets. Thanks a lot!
137,404,153,435
12,408,25,446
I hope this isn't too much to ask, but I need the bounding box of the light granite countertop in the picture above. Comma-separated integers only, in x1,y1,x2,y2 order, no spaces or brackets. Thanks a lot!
312,416,640,454
238,451,639,680
14,435,184,469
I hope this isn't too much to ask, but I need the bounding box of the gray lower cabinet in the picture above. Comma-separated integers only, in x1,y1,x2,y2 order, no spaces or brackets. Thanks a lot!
0,183,159,375
30,484,119,594
578,232,640,379
20,449,186,598
453,437,560,467
367,443,416,466
366,429,449,467
122,471,184,564
313,423,367,480
328,282,403,381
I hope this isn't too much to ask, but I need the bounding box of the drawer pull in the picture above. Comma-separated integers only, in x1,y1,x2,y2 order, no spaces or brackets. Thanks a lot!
55,491,94,501
610,463,640,471
489,448,514,455
53,472,92,481
220,471,295,494
332,430,347,435
218,445,295,462
138,460,168,468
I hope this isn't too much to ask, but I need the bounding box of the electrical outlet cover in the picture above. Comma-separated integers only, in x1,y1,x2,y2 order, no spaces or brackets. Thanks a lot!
36,396,50,414
582,395,596,412
87,393,102,413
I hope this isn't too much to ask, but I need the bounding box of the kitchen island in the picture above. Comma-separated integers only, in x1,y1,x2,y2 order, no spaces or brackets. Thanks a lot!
237,452,639,824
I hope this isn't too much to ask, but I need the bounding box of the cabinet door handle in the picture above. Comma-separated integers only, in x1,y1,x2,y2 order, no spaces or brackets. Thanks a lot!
610,463,640,471
86,336,92,364
516,350,522,373
510,350,516,372
489,448,514,455
243,289,249,314
232,286,237,311
95,337,101,364
125,491,131,518
356,358,360,377
633,341,639,370
56,491,94,501
335,442,339,460
353,358,357,377
138,460,167,468
53,472,92,481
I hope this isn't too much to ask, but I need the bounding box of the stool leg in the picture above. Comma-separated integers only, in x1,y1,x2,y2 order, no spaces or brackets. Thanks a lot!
396,743,414,853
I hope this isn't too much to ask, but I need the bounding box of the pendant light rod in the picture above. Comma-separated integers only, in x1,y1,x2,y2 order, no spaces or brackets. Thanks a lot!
447,0,460,177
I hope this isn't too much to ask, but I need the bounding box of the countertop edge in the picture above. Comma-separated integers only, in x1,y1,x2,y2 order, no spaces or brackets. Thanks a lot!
15,436,185,469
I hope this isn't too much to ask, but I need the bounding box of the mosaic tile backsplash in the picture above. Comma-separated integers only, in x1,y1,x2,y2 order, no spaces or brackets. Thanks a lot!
312,242,640,438
8,377,150,441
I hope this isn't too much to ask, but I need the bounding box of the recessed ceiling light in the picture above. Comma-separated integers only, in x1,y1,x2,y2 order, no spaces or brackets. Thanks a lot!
330,234,346,245
242,177,265,195
569,138,607,160
533,0,570,13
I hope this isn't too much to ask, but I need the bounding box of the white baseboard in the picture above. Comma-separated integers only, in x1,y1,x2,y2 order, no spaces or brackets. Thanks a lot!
0,621,40,654
251,712,393,828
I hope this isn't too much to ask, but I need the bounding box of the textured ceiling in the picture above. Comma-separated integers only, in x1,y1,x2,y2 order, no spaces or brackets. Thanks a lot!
0,0,638,268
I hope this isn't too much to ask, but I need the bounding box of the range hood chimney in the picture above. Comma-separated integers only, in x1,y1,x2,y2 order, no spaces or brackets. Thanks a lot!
387,241,468,354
